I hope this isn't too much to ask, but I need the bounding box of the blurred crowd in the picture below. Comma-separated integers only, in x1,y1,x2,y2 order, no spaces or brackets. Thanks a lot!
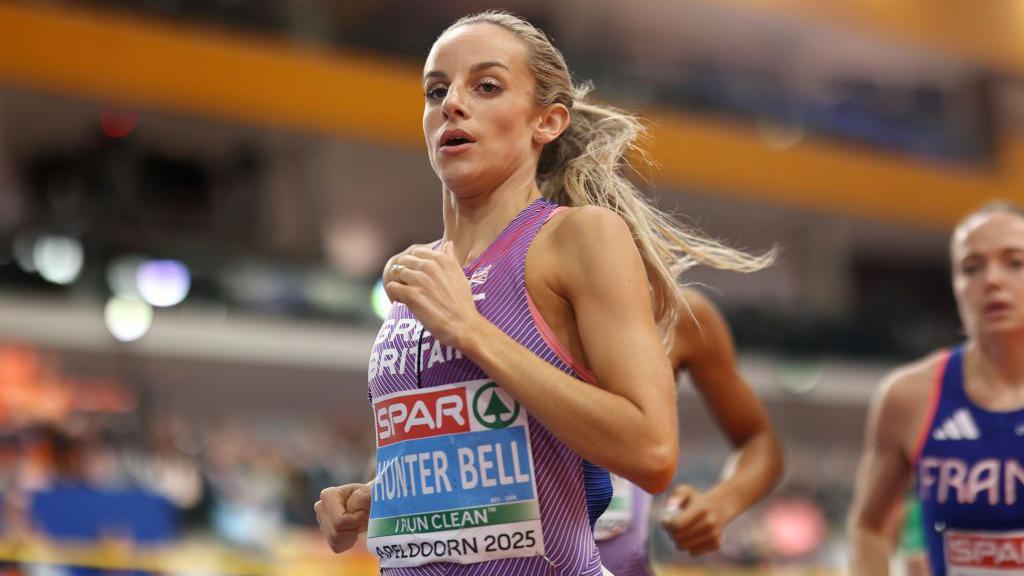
0,344,863,572
0,407,373,551
0,418,859,570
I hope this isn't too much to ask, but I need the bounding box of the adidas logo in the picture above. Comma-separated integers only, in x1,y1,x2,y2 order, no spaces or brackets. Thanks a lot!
932,408,981,441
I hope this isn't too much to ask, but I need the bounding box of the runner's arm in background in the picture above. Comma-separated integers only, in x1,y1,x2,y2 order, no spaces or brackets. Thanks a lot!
662,289,784,555
848,369,924,576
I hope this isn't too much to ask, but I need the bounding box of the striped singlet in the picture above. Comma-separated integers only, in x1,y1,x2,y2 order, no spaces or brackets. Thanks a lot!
916,346,1024,576
367,199,611,576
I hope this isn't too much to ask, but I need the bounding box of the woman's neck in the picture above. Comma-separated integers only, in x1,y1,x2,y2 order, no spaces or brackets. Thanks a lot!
441,172,542,267
970,331,1024,390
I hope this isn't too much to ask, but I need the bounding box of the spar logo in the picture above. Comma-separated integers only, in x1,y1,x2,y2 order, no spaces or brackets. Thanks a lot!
472,383,519,429
946,531,1024,569
375,387,470,447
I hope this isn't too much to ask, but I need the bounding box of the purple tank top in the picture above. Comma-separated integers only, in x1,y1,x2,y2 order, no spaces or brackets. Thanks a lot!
366,199,605,576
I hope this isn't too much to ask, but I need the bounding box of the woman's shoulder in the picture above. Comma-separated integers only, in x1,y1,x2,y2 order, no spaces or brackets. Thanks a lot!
531,204,643,294
676,288,721,329
542,205,634,255
873,350,950,421
671,288,732,366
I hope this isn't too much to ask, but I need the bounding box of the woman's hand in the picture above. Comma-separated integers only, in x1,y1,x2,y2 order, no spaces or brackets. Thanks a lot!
381,244,423,286
385,242,483,349
314,483,371,554
661,484,737,556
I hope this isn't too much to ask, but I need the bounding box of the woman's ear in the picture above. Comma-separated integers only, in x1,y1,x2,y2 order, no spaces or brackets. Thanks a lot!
533,103,570,145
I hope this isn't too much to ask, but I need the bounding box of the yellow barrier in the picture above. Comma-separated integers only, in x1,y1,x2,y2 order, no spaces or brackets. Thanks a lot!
0,536,842,576
718,0,1024,77
0,2,1019,229
0,536,376,576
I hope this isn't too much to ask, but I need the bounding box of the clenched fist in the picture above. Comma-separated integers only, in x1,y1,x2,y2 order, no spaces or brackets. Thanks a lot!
384,242,483,349
314,483,371,554
661,485,735,556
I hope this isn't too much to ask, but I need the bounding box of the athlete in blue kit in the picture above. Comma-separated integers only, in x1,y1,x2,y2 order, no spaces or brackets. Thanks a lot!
849,201,1024,576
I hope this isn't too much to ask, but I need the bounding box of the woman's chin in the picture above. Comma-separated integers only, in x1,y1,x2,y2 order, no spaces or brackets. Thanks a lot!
978,318,1024,337
439,171,487,197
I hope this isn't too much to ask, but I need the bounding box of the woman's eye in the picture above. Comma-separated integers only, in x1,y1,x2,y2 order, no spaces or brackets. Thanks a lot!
477,81,501,94
426,85,448,101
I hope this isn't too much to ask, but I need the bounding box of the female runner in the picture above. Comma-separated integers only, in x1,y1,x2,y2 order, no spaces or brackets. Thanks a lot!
317,11,770,575
849,201,1024,576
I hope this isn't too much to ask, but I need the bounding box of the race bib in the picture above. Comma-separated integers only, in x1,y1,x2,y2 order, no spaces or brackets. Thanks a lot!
593,474,634,541
368,380,545,568
945,529,1024,575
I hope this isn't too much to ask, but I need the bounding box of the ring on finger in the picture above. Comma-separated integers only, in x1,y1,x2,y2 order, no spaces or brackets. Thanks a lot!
390,263,405,275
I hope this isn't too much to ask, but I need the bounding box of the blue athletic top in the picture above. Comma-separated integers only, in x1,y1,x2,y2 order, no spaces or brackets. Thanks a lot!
916,346,1024,576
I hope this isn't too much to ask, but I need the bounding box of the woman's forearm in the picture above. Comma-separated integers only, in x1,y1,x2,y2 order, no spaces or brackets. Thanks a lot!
457,316,677,493
849,524,892,576
706,431,783,521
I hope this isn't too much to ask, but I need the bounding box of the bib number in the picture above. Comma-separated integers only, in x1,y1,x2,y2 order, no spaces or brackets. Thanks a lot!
368,380,545,567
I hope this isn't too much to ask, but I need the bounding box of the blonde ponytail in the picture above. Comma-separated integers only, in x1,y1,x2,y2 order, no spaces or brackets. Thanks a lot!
447,11,776,340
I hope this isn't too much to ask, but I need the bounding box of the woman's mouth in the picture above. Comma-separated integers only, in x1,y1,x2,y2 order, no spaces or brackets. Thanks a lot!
439,129,476,156
440,140,474,155
984,301,1013,317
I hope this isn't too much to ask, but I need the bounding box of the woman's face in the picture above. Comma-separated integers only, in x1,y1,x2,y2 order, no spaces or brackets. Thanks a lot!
422,23,545,196
952,211,1024,339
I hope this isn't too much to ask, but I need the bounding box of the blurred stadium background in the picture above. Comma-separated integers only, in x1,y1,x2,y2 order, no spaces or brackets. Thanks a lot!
0,0,1021,574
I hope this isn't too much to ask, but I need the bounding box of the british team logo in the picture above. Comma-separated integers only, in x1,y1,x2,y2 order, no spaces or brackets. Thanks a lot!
469,265,492,288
